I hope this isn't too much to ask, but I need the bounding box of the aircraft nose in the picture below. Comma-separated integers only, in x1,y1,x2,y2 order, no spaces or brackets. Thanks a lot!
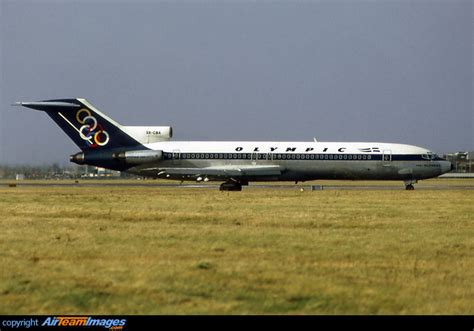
441,161,452,174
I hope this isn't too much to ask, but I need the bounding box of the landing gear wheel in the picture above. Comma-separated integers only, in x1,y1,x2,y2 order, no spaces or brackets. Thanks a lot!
220,182,242,191
404,180,417,190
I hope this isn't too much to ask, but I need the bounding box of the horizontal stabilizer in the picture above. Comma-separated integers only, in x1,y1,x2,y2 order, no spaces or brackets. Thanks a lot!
14,101,81,111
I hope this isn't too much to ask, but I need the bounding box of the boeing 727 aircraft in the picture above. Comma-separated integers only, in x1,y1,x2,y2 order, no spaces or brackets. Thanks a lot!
15,98,452,191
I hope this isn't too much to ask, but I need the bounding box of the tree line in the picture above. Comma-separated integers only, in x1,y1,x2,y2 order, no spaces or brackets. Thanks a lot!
0,164,83,179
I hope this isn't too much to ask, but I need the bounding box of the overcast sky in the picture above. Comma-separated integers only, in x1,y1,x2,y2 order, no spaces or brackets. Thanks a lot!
1,0,472,165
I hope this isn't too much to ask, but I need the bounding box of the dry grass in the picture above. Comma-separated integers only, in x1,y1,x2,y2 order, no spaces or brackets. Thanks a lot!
0,180,473,314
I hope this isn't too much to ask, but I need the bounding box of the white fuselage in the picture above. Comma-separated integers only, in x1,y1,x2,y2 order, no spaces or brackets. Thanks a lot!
128,141,451,182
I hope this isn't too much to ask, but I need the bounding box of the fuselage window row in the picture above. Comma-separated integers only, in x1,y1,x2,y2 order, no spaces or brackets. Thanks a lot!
165,153,376,161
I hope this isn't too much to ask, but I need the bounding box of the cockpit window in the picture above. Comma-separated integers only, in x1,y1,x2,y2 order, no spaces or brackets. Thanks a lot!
422,152,438,160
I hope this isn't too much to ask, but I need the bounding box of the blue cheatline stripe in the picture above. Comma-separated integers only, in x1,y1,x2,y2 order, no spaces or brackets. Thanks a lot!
162,153,434,162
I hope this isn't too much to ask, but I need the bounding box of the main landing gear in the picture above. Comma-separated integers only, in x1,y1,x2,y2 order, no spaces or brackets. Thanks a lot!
404,180,417,190
219,181,243,191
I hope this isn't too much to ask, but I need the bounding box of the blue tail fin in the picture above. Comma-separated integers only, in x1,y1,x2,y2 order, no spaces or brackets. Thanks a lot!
16,98,142,151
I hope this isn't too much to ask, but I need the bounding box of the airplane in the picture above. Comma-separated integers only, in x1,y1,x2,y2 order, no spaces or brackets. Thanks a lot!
15,98,453,191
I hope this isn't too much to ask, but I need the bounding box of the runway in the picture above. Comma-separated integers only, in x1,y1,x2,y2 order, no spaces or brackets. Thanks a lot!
2,181,474,190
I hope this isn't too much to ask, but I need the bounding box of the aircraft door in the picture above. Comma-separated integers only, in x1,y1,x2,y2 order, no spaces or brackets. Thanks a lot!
382,150,392,166
172,149,180,164
251,152,258,165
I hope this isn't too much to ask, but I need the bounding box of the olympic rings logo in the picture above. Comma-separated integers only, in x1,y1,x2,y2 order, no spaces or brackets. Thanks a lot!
76,108,110,148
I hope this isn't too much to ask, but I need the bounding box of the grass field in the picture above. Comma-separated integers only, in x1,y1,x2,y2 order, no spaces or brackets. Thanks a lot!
0,179,473,314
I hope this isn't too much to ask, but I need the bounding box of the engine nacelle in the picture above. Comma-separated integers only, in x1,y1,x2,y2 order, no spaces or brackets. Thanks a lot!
122,126,173,144
113,150,163,164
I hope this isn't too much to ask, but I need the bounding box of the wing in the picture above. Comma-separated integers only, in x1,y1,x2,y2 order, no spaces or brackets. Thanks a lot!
140,165,285,179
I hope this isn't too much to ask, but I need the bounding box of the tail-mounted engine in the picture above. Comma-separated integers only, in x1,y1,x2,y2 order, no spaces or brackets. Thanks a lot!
112,150,163,164
121,126,172,144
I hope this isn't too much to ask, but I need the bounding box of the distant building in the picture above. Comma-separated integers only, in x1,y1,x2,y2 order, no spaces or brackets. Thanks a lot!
96,167,121,177
15,174,25,180
80,166,121,178
444,151,473,173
